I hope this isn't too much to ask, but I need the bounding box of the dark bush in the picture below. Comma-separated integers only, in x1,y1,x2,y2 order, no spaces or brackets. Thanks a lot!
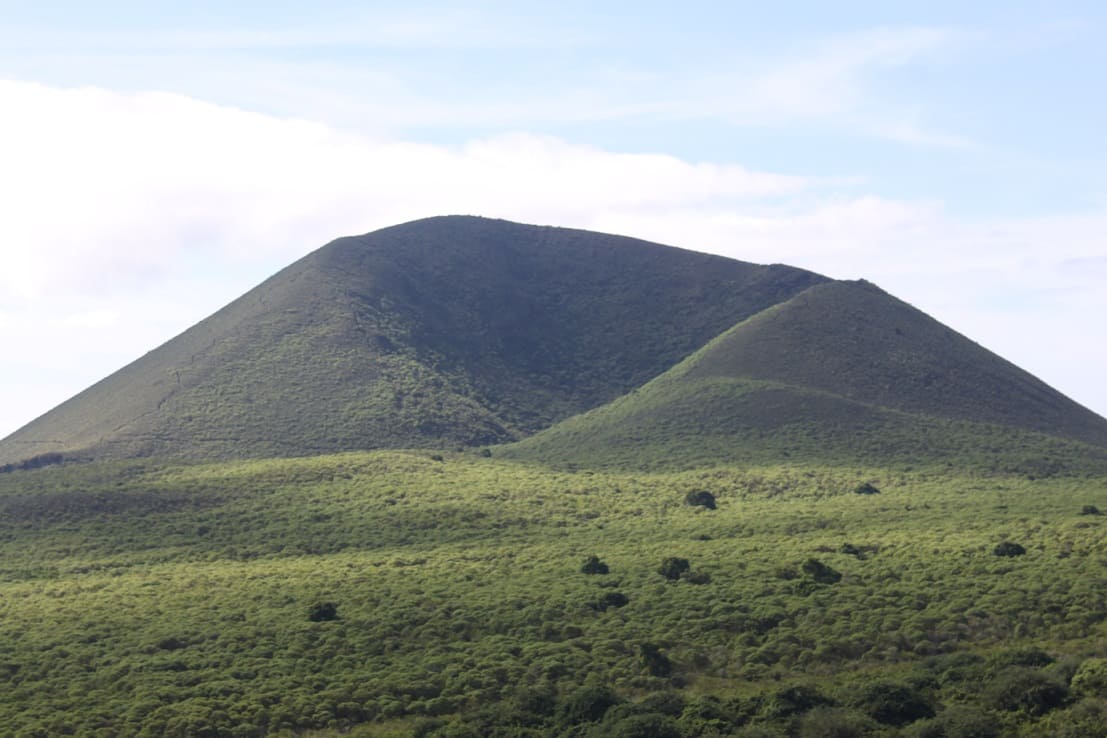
797,706,875,738
0,452,65,474
479,449,492,458
557,685,619,725
854,483,880,495
601,713,682,738
1071,658,1107,698
308,602,339,622
639,643,672,678
581,555,610,575
684,490,717,510
412,717,446,738
988,646,1054,670
1080,505,1102,516
507,684,558,721
918,652,987,687
658,557,691,581
764,684,834,718
683,571,712,585
992,541,1026,557
636,692,685,717
852,681,935,726
592,592,629,611
984,667,1068,716
774,565,800,580
905,705,999,738
840,543,862,558
1036,697,1107,737
802,558,842,584
678,695,743,736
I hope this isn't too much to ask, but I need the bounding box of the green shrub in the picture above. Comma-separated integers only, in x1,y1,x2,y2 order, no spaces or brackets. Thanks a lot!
801,558,842,584
797,706,875,738
581,556,610,575
854,483,880,495
658,557,690,581
1035,698,1107,738
592,592,629,612
851,681,934,726
507,685,558,721
1071,658,1107,698
639,643,672,678
1080,505,1101,516
636,692,685,717
684,491,716,509
992,541,1026,557
764,684,834,719
983,667,1067,716
988,646,1053,670
904,705,999,738
307,602,339,622
677,694,743,736
557,685,619,726
599,713,682,738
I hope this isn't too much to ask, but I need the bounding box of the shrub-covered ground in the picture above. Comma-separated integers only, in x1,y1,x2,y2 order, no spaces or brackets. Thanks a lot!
1,452,1106,736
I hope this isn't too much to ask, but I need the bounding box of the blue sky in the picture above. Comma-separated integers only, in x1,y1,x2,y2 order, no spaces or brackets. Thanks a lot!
1,1,1105,437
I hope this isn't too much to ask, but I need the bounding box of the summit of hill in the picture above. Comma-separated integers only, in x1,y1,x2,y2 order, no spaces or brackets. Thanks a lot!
0,216,825,462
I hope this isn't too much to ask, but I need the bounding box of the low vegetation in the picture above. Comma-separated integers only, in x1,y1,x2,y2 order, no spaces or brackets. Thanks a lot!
0,451,1105,736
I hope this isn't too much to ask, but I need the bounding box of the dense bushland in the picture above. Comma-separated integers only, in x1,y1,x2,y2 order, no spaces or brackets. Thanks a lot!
0,452,1105,736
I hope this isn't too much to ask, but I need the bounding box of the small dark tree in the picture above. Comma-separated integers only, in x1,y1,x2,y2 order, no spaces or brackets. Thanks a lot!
684,490,717,509
581,555,610,575
2,452,65,474
802,558,842,584
591,592,629,611
1080,505,1102,516
606,713,682,738
984,668,1067,716
557,685,619,725
993,541,1027,557
852,681,934,726
764,684,834,718
854,482,880,495
308,602,339,622
658,557,691,581
639,643,672,677
840,543,863,558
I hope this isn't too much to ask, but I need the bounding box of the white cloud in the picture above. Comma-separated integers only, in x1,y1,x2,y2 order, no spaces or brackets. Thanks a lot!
0,80,1104,438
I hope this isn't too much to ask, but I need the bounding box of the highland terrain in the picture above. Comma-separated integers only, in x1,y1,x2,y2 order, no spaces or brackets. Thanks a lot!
2,217,1107,737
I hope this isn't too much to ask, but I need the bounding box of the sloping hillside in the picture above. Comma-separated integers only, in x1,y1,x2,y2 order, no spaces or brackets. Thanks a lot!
0,216,825,462
506,280,1107,470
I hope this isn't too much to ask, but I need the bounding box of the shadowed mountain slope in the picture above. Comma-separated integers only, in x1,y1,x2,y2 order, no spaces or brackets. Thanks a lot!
0,216,826,462
505,280,1107,470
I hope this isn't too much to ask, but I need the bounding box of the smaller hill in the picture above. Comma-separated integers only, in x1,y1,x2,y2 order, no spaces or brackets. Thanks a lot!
506,281,1107,471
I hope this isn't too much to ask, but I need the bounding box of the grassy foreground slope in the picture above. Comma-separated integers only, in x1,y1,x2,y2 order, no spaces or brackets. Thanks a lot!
0,217,824,464
2,452,1107,736
506,281,1107,471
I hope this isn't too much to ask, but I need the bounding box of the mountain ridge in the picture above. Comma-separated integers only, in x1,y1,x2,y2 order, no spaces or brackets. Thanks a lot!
0,216,829,463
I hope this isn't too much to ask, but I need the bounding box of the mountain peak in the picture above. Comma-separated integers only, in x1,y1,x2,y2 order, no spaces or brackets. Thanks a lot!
0,217,826,463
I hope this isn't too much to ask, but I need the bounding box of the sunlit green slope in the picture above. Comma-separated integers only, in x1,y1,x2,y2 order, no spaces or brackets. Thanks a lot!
2,452,1106,736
